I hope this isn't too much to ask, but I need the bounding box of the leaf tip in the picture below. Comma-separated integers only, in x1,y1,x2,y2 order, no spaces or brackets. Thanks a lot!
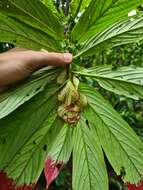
44,157,64,189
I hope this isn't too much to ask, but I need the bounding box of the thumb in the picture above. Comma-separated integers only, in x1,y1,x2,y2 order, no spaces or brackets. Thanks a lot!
28,51,73,70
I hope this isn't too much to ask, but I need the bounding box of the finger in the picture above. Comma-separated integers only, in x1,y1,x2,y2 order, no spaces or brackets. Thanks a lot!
8,48,30,52
28,52,73,70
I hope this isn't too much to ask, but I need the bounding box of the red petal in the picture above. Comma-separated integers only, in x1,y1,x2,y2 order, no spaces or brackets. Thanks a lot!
127,180,143,190
44,157,64,189
0,171,36,190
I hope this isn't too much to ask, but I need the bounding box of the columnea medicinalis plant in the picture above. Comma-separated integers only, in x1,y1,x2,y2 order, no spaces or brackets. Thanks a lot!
0,0,143,190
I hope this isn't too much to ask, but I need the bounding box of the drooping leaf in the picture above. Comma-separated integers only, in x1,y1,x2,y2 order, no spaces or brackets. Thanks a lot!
0,0,63,40
44,157,63,189
74,65,143,100
75,15,143,57
45,124,73,188
0,67,59,119
0,83,62,186
72,0,143,42
0,13,60,51
80,83,143,184
72,116,108,190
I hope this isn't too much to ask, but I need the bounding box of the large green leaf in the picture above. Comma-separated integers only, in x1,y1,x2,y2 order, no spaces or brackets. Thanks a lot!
0,67,59,119
74,15,143,57
0,13,60,51
80,83,143,184
74,65,143,100
72,116,108,190
72,0,143,42
0,0,63,40
0,83,61,185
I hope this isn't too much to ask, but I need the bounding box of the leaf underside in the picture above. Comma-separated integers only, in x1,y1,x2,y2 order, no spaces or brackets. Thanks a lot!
74,65,143,100
0,0,63,40
79,83,143,184
75,15,143,57
0,67,59,119
72,0,143,42
0,83,60,185
73,117,108,190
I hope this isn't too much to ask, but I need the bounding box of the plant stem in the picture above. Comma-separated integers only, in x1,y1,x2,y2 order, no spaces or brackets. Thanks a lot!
65,0,70,16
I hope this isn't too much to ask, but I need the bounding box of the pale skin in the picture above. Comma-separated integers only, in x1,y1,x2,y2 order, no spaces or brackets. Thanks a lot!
0,48,72,90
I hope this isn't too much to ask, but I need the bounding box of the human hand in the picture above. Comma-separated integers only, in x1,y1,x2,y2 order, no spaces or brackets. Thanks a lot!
0,48,72,87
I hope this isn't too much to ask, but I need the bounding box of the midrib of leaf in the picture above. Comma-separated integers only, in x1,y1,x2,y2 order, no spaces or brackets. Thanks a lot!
89,103,142,180
9,0,57,37
80,122,92,190
74,120,107,190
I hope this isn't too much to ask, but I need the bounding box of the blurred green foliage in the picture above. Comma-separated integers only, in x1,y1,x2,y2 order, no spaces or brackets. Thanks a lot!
0,43,14,53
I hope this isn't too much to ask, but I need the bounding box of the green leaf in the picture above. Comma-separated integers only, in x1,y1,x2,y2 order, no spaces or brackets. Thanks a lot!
0,0,63,40
75,15,143,57
72,116,108,190
0,67,59,119
74,65,143,100
80,83,143,184
48,124,73,163
40,0,59,15
0,83,61,185
0,13,60,51
72,0,143,42
70,0,91,18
